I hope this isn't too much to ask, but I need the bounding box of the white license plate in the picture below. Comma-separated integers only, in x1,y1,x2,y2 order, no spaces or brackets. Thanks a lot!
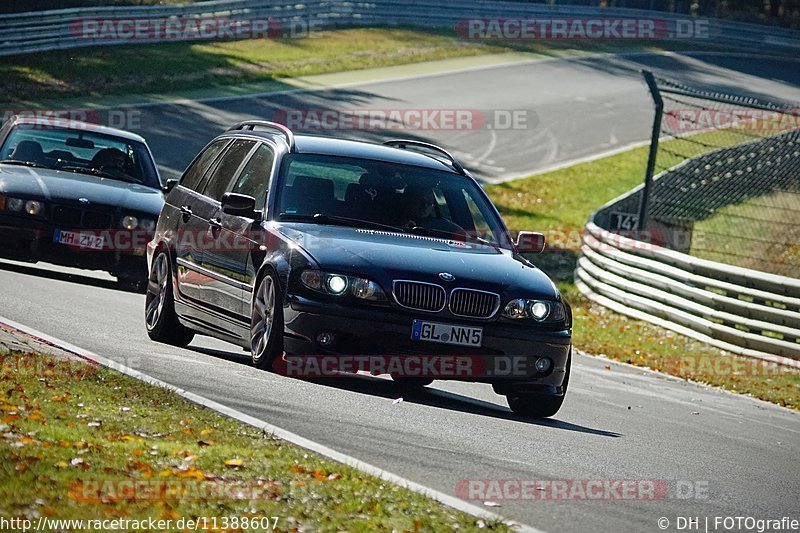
411,320,483,347
53,229,104,250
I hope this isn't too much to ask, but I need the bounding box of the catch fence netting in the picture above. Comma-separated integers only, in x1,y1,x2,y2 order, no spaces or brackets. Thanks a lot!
637,75,800,277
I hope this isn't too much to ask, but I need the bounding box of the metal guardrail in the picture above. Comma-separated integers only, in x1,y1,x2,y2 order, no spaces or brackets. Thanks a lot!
575,189,800,366
2,0,800,57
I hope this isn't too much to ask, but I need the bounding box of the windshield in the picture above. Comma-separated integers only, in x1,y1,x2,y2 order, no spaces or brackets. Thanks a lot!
0,124,161,189
276,154,509,248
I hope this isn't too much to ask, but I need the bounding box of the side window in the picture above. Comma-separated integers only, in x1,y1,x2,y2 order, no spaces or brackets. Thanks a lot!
201,139,256,202
231,144,275,209
180,139,229,192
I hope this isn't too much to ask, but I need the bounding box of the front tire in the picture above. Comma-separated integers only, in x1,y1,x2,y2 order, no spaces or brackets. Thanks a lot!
144,252,194,347
392,377,434,388
506,394,565,419
117,274,147,293
506,350,571,419
251,272,283,370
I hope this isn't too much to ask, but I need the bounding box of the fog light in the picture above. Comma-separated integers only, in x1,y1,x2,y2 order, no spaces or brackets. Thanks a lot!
535,357,552,373
326,275,347,295
528,301,549,321
316,331,335,347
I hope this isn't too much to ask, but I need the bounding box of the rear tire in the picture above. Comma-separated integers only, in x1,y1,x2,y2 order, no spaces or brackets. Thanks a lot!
144,252,194,347
251,272,284,371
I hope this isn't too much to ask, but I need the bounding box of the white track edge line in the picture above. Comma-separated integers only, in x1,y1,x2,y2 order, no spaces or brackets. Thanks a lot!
0,314,543,533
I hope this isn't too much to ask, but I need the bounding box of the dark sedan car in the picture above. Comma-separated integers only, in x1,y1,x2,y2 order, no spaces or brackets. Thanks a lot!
0,116,165,289
145,121,572,418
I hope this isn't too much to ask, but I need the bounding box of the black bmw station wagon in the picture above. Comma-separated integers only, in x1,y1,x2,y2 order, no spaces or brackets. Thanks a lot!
146,121,572,418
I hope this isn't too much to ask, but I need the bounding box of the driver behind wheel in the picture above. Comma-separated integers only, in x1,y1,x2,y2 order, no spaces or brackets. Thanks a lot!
399,185,436,228
91,147,129,174
399,185,466,238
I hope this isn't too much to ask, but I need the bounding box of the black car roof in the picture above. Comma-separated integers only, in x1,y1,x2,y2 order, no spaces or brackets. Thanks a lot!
224,129,460,174
11,116,147,144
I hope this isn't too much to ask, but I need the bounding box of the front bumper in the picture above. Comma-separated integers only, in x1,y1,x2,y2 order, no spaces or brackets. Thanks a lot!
0,214,148,277
283,295,571,394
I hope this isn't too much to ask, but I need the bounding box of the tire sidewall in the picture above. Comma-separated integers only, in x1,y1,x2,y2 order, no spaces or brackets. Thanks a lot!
251,271,283,369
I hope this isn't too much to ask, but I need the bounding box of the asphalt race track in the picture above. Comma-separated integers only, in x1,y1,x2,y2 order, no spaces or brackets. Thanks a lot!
131,52,800,183
1,261,798,532
2,52,799,531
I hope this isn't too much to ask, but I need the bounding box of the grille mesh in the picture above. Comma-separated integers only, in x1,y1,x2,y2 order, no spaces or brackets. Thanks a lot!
52,205,114,229
449,289,499,318
393,281,446,312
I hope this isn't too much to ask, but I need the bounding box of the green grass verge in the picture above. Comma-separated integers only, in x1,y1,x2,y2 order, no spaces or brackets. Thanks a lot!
691,190,800,277
0,351,507,531
484,143,800,410
1,26,722,104
0,28,515,103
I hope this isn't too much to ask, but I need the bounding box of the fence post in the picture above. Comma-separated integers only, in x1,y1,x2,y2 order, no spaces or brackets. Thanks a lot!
638,70,663,231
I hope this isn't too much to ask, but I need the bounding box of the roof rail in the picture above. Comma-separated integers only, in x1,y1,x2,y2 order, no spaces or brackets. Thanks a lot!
382,139,467,175
228,120,295,151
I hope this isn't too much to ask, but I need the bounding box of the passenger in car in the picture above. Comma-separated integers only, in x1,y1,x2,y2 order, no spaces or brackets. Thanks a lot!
10,140,45,164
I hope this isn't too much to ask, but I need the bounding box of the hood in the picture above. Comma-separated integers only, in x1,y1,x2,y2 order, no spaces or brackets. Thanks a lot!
0,164,164,215
276,222,559,299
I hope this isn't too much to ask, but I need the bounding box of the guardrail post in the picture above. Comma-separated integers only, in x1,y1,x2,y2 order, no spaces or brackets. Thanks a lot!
638,70,664,232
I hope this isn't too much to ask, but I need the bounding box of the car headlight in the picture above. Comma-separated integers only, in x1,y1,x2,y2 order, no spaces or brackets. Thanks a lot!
121,215,139,230
326,275,347,295
1,197,43,216
300,270,386,302
139,218,156,232
25,200,43,216
503,299,565,322
528,301,549,321
6,197,24,212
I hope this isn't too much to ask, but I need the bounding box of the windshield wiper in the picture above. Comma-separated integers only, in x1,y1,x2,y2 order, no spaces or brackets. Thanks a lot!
409,225,500,249
0,159,50,169
278,213,410,233
59,165,142,184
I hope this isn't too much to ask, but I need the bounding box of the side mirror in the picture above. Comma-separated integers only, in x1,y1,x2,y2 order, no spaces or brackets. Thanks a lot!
162,179,178,194
221,192,261,221
516,231,546,253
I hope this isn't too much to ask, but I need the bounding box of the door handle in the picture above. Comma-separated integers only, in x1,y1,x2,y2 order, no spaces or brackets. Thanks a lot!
180,205,192,222
209,217,222,230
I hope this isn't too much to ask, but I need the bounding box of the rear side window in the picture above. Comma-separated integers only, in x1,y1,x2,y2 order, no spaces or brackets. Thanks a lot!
231,144,275,209
180,139,229,192
201,139,256,202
